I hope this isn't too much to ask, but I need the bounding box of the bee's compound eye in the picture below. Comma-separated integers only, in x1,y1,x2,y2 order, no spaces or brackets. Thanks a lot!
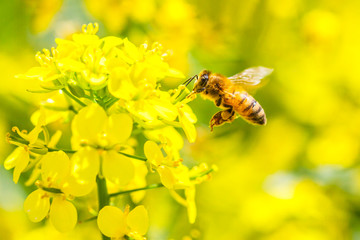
200,74,209,86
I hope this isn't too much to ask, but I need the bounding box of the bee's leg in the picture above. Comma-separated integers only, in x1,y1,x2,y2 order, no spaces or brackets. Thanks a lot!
215,97,222,107
209,108,236,131
221,107,235,121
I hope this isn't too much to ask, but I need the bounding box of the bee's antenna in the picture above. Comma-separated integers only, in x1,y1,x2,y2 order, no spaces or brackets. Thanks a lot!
183,75,198,87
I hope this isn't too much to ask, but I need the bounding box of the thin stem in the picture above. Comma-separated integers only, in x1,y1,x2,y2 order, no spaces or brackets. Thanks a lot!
108,168,215,198
41,186,63,194
118,152,147,161
96,175,110,240
105,97,119,110
62,88,87,107
47,147,147,162
68,105,78,114
190,168,215,180
47,147,76,154
109,183,164,198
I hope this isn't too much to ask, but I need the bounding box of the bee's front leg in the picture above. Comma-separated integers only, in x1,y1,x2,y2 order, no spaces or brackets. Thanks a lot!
209,108,236,131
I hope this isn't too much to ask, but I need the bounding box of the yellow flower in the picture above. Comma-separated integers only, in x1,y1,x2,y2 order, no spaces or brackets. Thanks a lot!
71,103,133,148
24,151,79,232
97,205,149,239
4,147,30,184
5,111,47,183
144,140,214,223
71,103,135,186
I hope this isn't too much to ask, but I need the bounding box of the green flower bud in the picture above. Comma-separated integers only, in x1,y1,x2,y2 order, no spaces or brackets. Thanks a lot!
68,79,85,98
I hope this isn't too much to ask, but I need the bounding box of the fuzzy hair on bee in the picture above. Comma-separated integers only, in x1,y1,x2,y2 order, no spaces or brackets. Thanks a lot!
185,67,273,131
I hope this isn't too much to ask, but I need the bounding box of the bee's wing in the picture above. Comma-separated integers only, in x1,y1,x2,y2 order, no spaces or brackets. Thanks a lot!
228,67,273,86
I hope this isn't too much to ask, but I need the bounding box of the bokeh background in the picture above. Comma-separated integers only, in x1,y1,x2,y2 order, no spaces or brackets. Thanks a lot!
1,0,360,239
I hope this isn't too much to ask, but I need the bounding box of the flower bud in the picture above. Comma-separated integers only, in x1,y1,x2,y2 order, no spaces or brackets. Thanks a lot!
68,79,85,98
29,144,48,155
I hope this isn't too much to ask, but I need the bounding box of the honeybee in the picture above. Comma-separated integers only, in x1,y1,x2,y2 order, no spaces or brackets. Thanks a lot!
185,67,273,131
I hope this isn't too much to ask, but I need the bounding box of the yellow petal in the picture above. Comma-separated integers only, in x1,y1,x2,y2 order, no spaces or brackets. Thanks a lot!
178,106,197,143
128,100,158,121
144,126,184,150
102,151,135,186
72,33,99,45
185,187,197,224
106,113,133,144
48,130,62,148
97,206,126,238
5,147,30,183
148,98,178,121
49,197,77,232
27,109,46,144
13,149,30,184
62,175,96,197
144,141,164,166
24,189,50,222
57,58,86,72
4,147,24,170
100,36,123,53
180,103,197,123
157,166,176,189
108,67,137,100
41,151,70,186
123,38,141,61
70,147,99,182
71,103,107,143
15,67,51,80
127,205,149,235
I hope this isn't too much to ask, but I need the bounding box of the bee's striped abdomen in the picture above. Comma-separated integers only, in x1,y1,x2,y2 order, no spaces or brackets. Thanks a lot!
234,91,267,125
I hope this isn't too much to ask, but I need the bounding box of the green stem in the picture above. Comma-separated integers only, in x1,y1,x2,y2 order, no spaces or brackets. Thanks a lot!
190,168,215,180
47,147,147,162
108,168,215,198
96,175,110,240
62,88,87,107
118,152,147,161
47,147,76,154
68,105,78,114
105,97,119,110
109,183,164,198
41,186,63,194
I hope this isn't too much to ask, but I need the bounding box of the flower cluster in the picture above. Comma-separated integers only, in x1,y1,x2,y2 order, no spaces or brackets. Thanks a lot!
5,23,215,238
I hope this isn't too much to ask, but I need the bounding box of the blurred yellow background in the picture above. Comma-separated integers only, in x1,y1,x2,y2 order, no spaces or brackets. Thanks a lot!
1,0,360,239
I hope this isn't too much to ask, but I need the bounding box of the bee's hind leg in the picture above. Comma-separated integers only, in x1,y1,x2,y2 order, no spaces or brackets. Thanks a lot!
209,108,236,131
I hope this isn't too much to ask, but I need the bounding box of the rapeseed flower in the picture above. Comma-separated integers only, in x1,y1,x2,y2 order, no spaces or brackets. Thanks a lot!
24,151,80,232
5,23,213,237
97,205,149,239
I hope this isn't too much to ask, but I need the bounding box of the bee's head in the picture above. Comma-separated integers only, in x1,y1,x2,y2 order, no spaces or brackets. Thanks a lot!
192,70,210,93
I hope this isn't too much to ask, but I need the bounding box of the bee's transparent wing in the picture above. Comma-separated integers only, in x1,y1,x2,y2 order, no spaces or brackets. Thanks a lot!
228,67,273,86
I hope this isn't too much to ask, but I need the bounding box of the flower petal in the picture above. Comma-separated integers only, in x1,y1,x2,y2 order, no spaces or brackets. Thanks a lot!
62,175,96,197
24,189,50,222
178,105,197,143
4,147,24,170
71,103,107,144
97,206,126,238
108,67,137,100
70,147,99,182
106,113,133,144
41,151,70,186
144,141,164,166
185,186,197,224
157,166,176,189
49,197,77,232
127,205,149,235
102,151,134,186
